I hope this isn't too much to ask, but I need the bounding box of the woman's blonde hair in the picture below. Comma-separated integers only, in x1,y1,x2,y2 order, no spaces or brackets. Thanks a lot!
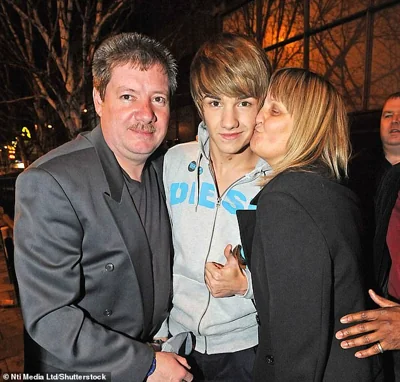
265,68,350,182
190,33,271,118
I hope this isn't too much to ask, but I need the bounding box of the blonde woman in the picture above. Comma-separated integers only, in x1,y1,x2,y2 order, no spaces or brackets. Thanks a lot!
236,68,383,381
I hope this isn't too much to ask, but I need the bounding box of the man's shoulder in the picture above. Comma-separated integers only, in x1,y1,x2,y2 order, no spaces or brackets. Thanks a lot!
19,136,98,188
30,134,94,170
17,137,101,196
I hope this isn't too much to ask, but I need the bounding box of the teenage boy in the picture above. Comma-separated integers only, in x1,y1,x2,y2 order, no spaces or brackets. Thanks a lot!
160,34,271,381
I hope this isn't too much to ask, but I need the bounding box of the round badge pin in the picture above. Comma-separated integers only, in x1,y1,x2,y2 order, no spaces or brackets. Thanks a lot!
188,161,197,172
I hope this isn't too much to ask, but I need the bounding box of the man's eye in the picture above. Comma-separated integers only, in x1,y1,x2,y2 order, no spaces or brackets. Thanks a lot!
121,95,133,101
154,96,166,105
383,114,392,119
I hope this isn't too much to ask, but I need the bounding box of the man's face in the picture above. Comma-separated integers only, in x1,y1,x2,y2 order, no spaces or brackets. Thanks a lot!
93,63,170,165
201,95,259,156
380,97,400,150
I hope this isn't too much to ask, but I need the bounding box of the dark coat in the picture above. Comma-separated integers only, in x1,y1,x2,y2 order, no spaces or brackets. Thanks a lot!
348,148,392,290
374,162,400,296
14,126,172,382
237,167,383,382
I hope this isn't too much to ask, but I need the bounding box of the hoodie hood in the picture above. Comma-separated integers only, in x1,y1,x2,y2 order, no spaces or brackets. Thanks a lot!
198,121,211,161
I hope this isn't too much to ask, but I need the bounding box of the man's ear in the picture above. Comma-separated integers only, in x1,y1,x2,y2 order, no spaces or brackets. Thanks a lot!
93,88,103,117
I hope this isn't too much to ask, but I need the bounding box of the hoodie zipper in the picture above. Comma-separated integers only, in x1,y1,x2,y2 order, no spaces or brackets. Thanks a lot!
196,196,221,350
196,163,258,346
197,162,221,340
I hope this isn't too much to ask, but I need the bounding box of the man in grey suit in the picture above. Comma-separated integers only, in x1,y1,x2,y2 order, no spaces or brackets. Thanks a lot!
14,33,193,382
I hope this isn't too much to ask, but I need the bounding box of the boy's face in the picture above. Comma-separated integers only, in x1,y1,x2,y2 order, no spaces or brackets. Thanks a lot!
201,95,259,156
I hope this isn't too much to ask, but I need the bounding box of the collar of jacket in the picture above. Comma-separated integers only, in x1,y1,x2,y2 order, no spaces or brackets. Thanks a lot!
250,163,338,206
81,126,125,203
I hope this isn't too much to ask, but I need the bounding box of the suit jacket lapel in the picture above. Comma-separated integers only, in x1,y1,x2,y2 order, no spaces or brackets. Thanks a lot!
84,126,154,338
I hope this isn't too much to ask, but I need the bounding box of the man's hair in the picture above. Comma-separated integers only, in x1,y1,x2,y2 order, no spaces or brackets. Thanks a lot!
382,91,400,110
190,33,271,118
265,68,350,181
92,32,177,100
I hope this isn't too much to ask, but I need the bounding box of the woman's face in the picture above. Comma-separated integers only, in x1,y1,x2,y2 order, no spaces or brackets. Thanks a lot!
250,95,294,167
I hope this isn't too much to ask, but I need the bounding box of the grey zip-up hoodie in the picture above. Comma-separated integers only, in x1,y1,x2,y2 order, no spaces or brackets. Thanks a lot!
161,122,271,354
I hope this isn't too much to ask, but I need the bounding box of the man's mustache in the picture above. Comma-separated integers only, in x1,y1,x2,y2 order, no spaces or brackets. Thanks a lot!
129,123,156,133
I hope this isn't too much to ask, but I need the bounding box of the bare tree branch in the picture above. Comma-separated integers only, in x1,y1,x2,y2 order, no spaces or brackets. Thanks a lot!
0,0,137,148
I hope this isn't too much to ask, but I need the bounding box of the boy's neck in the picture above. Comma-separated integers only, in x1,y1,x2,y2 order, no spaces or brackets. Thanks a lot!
209,145,260,196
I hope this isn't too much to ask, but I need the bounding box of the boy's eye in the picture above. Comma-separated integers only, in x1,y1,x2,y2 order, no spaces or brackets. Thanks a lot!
210,100,220,107
239,101,252,107
121,95,132,100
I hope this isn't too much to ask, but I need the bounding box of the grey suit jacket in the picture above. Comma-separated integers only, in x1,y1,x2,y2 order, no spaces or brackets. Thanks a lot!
14,126,172,381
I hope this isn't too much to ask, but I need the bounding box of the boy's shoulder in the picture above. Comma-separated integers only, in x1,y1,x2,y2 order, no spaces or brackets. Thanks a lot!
165,141,199,162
